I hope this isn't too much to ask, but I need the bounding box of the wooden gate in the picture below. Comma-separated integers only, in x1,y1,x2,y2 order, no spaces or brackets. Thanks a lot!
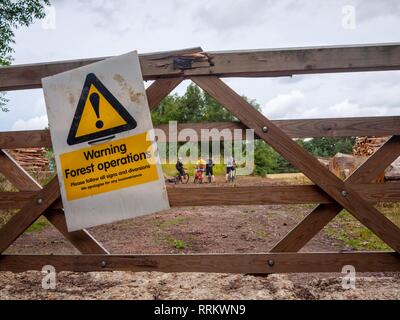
0,44,400,274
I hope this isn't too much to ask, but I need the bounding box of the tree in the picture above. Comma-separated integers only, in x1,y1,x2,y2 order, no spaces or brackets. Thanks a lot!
253,141,279,175
0,0,50,111
203,92,234,122
302,137,355,157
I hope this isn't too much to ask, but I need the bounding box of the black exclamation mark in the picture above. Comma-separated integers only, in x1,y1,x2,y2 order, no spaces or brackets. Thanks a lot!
89,92,104,129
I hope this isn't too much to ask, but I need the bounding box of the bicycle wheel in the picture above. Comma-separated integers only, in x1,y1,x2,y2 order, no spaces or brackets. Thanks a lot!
181,173,189,184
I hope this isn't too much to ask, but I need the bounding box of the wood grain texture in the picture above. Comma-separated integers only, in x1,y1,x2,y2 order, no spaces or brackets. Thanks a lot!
0,69,181,254
271,135,400,252
0,150,108,254
0,47,202,91
2,43,400,91
45,209,109,254
347,135,400,184
0,177,60,253
0,150,42,191
193,43,400,78
3,117,400,148
273,116,400,138
2,183,400,209
0,252,399,273
192,76,400,253
147,77,184,110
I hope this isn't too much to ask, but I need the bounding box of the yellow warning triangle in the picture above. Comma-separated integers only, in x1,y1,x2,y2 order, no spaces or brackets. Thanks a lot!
67,73,137,145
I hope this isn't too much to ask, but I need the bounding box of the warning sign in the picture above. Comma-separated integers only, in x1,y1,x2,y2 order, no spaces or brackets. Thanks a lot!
42,51,169,232
61,133,159,200
67,73,137,145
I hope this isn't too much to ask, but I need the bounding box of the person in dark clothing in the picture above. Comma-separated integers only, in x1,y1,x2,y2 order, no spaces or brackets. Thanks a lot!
206,158,215,183
176,157,185,182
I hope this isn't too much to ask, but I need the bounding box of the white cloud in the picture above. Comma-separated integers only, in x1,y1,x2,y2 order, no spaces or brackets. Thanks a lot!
2,0,400,131
33,96,46,115
262,90,305,118
11,115,48,131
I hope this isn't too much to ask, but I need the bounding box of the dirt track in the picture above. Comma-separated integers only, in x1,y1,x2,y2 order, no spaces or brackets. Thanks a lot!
1,271,399,300
1,177,399,300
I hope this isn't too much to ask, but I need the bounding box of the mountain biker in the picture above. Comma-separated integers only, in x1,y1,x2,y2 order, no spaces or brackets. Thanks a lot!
206,158,215,183
195,158,206,183
225,156,236,182
176,157,186,182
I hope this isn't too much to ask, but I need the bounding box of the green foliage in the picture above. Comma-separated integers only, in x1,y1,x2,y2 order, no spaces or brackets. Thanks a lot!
167,238,187,250
302,137,355,157
252,137,355,176
0,0,50,111
152,83,355,176
253,141,279,175
26,216,50,233
162,162,225,178
0,94,8,112
324,210,395,251
158,216,186,229
44,147,56,171
151,83,235,125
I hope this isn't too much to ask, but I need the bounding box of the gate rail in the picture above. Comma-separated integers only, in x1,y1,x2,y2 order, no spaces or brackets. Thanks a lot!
0,43,400,274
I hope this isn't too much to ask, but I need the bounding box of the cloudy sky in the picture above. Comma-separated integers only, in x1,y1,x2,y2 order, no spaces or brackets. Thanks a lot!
1,0,400,131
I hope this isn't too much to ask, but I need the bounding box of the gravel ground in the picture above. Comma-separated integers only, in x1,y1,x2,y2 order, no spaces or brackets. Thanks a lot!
1,271,399,300
1,177,399,300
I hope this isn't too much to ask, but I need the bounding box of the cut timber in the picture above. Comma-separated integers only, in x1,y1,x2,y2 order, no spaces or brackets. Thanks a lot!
327,153,366,180
0,252,399,273
2,116,400,148
352,136,400,181
3,43,400,90
6,148,49,171
2,183,400,209
353,136,389,156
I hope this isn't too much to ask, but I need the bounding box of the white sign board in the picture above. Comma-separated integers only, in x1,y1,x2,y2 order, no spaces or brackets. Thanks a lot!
42,51,169,231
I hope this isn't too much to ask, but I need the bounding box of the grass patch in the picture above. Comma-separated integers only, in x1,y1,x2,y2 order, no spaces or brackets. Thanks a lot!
26,217,50,233
162,163,226,178
158,216,186,229
325,204,400,251
166,238,187,249
266,173,312,184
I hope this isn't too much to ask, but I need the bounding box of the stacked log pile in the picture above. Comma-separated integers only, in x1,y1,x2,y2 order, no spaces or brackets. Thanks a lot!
6,148,49,172
352,136,388,156
352,136,400,181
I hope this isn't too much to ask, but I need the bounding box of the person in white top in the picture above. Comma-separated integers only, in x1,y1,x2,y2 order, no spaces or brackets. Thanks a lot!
225,156,235,182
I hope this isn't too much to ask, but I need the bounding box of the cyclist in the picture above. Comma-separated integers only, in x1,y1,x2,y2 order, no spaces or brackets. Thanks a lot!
175,157,186,183
195,158,206,183
206,158,215,183
225,156,236,182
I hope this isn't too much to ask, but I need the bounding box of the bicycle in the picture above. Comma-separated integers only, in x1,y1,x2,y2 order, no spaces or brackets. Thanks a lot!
193,169,204,184
175,169,189,184
165,170,189,185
